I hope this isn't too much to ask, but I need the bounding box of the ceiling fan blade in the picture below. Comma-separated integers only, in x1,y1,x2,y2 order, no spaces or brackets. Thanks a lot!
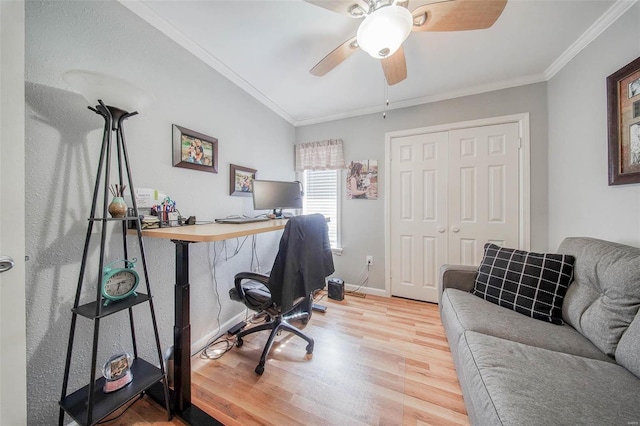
310,36,359,77
412,0,507,32
304,0,369,17
381,47,407,86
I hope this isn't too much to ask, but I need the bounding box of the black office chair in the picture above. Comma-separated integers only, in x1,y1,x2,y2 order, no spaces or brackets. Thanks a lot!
229,214,334,375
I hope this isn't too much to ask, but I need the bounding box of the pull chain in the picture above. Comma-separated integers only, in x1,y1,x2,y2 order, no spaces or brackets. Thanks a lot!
383,79,389,119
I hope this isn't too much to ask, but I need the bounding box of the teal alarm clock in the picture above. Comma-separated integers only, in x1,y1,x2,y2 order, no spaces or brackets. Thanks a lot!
102,259,139,306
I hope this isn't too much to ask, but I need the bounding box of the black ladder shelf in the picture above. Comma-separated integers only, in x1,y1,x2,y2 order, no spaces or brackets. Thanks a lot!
58,101,171,426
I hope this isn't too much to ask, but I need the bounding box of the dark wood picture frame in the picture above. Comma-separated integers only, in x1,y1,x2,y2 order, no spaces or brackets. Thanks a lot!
229,164,257,196
172,124,218,173
607,56,640,185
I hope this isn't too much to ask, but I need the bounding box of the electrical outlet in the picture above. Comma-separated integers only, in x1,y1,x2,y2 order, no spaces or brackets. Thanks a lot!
366,256,373,266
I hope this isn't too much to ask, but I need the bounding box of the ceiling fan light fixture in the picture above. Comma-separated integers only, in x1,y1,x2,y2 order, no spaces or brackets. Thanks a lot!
356,5,412,59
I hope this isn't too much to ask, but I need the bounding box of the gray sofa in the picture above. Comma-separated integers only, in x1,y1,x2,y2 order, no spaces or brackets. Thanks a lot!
439,237,640,425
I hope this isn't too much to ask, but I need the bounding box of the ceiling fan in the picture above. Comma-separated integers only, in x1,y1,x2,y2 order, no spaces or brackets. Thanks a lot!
306,0,507,85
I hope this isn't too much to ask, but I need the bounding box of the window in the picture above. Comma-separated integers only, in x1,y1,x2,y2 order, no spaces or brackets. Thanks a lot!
301,169,341,251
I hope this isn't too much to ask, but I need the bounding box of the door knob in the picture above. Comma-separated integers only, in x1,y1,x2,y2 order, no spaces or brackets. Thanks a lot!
437,226,446,233
0,256,15,273
451,225,460,233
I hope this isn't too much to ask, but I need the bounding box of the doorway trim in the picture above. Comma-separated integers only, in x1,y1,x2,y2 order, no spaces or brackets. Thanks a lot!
0,0,27,423
384,113,531,297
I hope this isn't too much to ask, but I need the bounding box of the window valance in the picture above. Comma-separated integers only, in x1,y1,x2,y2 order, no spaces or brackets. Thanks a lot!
295,139,346,171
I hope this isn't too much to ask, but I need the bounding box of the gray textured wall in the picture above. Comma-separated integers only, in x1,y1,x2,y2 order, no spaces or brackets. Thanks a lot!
25,1,293,424
548,3,640,250
296,83,549,290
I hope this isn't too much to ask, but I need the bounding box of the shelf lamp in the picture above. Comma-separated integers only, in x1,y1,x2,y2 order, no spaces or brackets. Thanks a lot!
62,70,153,122
356,4,413,59
61,69,152,228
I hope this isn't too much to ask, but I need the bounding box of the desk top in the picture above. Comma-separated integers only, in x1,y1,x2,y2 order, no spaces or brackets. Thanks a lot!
129,219,288,243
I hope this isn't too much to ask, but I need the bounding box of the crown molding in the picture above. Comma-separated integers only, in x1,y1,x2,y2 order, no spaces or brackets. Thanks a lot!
119,0,636,128
117,0,296,125
544,0,638,79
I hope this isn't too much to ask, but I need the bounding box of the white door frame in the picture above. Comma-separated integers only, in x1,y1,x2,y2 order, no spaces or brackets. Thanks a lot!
384,113,531,297
0,0,27,423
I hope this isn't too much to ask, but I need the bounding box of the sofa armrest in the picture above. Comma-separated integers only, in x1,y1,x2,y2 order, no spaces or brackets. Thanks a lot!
440,264,477,293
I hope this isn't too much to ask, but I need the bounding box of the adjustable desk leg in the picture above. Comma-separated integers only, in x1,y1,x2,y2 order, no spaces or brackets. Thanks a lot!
168,240,222,425
173,240,191,414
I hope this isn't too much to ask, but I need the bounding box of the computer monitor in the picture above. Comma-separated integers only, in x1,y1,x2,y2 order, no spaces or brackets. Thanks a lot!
252,180,303,218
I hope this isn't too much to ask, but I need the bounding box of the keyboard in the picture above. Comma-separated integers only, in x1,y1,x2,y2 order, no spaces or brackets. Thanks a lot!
215,216,271,224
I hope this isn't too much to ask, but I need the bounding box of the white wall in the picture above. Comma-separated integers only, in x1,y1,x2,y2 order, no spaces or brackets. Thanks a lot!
548,3,640,250
296,83,548,291
25,1,294,424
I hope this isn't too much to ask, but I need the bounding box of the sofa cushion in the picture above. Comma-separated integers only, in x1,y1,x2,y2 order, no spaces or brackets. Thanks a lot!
458,331,640,426
441,288,611,362
558,237,640,356
472,243,575,324
616,311,640,378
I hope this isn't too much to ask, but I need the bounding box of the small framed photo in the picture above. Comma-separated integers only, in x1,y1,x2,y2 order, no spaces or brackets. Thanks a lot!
607,56,640,185
172,124,218,173
229,164,256,196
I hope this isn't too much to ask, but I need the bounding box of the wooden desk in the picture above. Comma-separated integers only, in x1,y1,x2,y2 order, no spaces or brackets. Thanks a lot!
136,219,288,243
131,219,287,424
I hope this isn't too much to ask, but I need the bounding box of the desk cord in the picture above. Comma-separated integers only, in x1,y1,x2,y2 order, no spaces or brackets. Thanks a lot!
199,241,232,360
250,235,261,273
200,238,256,360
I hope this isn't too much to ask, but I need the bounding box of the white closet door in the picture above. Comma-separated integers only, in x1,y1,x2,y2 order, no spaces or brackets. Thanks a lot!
448,122,520,266
389,122,520,303
390,132,448,302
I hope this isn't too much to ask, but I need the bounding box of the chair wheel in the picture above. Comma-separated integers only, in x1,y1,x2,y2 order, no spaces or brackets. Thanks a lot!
255,364,264,375
306,343,314,354
236,337,243,348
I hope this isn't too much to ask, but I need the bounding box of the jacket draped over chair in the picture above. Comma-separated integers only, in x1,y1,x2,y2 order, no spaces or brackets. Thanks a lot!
268,213,334,312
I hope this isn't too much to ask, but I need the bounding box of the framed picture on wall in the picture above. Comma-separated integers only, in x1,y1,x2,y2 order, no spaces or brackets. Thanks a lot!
229,164,256,196
346,160,378,200
172,124,219,173
607,56,640,185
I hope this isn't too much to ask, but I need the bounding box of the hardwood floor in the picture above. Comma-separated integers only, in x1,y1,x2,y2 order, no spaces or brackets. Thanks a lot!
120,293,468,425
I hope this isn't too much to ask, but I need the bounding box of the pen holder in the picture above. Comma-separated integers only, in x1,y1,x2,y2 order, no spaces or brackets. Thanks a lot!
156,211,180,227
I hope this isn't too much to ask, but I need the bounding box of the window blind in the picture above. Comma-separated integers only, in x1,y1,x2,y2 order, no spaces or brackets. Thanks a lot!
303,169,339,248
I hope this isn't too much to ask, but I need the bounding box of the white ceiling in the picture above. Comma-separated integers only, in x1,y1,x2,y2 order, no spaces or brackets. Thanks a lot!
120,0,631,126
